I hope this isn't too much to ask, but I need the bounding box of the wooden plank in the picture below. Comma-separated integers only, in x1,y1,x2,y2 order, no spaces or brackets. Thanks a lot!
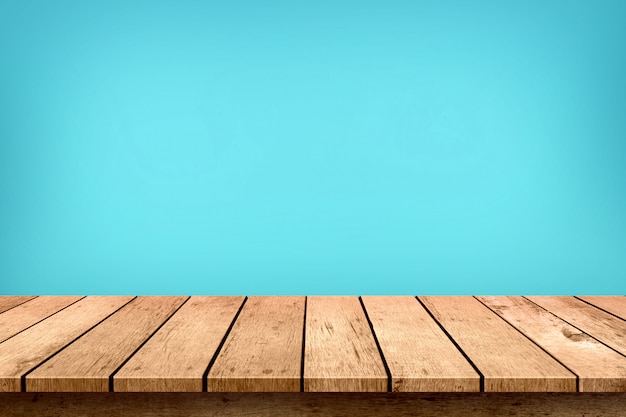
0,296,83,343
207,296,304,392
526,296,626,357
3,393,626,417
304,296,387,392
0,297,37,314
419,296,575,392
576,296,626,321
361,296,480,392
478,296,626,392
26,296,187,392
114,296,245,392
0,296,133,392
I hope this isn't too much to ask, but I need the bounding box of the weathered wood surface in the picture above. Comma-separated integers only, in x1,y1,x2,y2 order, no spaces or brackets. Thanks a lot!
478,296,626,392
0,296,133,392
304,296,387,392
418,296,575,392
526,296,626,356
361,296,480,392
576,296,626,321
0,296,82,343
115,296,245,392
0,296,625,393
0,296,37,314
26,296,187,392
207,296,304,392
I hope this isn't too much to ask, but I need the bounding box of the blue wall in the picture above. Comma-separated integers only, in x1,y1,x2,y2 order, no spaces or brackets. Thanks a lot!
1,1,625,295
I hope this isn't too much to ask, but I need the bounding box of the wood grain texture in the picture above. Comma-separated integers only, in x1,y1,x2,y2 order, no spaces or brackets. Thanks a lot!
361,296,480,392
419,296,576,392
577,296,626,321
1,393,625,417
207,296,304,392
0,296,133,392
304,296,387,392
478,296,626,392
0,296,83,343
526,296,626,357
0,296,36,314
26,296,187,392
115,296,245,392
1,295,625,395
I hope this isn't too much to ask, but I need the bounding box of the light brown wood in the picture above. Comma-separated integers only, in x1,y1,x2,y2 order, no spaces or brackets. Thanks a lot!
478,296,626,392
207,296,304,392
26,296,187,392
0,296,133,392
0,297,37,314
361,296,480,392
114,296,245,392
0,296,83,343
526,296,626,357
419,296,575,392
1,393,625,417
1,295,625,395
304,296,387,392
576,296,626,321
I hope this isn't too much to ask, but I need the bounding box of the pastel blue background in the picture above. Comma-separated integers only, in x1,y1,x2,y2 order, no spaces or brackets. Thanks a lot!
1,1,625,295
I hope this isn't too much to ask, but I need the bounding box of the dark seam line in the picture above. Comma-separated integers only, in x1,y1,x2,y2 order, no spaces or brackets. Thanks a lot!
1,296,87,345
415,296,485,392
300,296,307,392
0,296,39,315
523,296,626,360
20,296,137,393
359,296,392,392
108,295,192,392
474,296,580,393
202,296,248,392
573,296,626,323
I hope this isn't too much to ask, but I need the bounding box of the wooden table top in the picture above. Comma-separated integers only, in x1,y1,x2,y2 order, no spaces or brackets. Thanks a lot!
0,295,625,393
